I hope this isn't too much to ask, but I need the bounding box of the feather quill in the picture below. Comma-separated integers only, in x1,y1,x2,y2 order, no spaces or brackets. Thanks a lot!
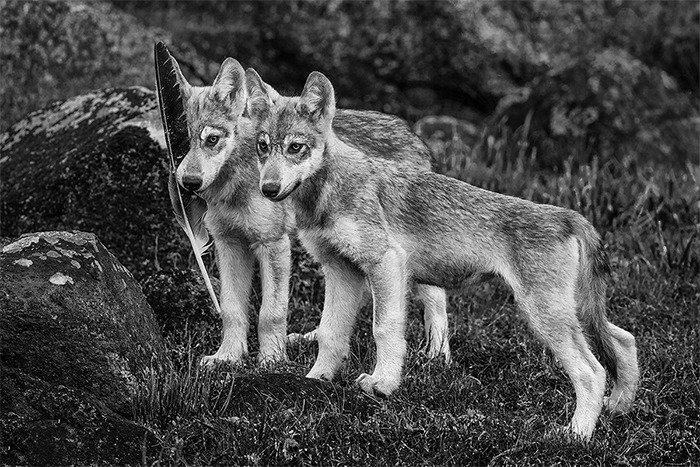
154,41,221,314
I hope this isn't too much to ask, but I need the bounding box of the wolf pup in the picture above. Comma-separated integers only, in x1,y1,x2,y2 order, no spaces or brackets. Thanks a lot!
168,55,451,365
244,69,639,440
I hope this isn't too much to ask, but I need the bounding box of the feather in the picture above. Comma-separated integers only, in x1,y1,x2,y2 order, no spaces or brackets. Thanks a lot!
155,41,221,315
167,173,212,254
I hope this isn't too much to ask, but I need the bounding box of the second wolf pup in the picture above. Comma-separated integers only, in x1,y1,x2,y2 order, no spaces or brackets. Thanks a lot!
244,69,639,440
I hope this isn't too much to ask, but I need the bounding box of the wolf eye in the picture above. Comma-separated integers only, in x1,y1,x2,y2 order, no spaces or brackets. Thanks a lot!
288,142,304,154
206,134,220,147
258,140,269,153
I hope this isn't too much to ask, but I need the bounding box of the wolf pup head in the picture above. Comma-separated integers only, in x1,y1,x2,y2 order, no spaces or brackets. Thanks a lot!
171,56,247,193
245,69,335,202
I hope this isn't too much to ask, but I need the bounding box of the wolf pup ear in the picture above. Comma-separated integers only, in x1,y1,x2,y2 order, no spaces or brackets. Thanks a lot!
298,71,335,123
170,55,192,101
210,58,247,114
264,83,281,104
245,68,272,119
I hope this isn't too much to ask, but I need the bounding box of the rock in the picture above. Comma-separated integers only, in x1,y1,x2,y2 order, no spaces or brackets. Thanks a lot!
0,231,168,465
491,47,700,169
0,86,187,280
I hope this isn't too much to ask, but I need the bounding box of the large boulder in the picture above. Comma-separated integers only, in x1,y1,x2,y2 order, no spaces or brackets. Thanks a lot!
0,86,186,280
0,231,167,465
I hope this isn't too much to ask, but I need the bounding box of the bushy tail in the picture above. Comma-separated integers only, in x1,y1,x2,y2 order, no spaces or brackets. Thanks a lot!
576,221,618,382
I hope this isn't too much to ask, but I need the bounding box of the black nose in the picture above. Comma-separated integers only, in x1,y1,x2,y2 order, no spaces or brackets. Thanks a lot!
181,174,203,192
261,181,281,198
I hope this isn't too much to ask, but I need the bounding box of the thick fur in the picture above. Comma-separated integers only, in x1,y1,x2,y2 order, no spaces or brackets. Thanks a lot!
169,57,451,364
245,70,639,440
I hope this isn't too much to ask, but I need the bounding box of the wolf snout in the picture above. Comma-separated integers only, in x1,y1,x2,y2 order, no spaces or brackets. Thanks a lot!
181,173,203,192
261,181,281,199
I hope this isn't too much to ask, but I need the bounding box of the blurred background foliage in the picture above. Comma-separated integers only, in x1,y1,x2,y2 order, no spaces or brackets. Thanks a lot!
1,0,698,171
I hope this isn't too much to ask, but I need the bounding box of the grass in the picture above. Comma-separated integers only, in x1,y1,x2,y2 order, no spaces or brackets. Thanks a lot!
134,129,699,466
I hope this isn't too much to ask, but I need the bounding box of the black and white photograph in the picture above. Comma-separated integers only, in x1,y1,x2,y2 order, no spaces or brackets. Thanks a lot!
1,1,698,465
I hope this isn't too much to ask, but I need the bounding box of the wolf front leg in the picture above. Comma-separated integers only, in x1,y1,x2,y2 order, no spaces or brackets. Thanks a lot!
201,237,254,365
256,236,292,364
357,246,409,397
306,259,366,381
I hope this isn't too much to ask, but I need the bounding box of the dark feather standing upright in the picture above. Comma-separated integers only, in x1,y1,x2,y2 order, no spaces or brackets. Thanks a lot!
154,41,221,314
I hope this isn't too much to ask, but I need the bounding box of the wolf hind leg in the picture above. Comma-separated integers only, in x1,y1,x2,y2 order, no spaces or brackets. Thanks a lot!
357,246,409,397
256,236,292,364
414,284,451,364
604,322,639,414
306,260,365,381
519,291,606,441
201,237,254,365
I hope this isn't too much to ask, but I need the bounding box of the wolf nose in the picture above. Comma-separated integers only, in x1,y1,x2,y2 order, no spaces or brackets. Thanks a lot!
261,181,281,199
182,174,203,192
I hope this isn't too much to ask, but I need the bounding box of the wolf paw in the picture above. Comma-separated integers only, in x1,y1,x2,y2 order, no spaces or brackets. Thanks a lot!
306,367,333,382
423,348,453,366
604,393,635,415
287,329,318,345
356,373,399,398
200,351,245,367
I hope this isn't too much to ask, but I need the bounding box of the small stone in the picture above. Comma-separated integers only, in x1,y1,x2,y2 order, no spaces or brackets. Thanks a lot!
13,259,33,267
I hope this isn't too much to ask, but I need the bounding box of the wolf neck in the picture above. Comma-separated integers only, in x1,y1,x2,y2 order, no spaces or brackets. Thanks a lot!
292,130,355,230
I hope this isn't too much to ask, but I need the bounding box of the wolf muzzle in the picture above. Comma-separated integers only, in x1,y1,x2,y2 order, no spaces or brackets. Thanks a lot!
261,181,281,199
181,173,203,192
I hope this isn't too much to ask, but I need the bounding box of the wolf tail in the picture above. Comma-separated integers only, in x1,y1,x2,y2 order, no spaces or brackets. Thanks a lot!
575,219,618,382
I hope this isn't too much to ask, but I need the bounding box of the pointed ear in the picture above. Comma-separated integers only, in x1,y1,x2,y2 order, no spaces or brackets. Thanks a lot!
245,68,272,118
264,83,281,104
170,55,192,101
210,58,247,112
298,71,335,122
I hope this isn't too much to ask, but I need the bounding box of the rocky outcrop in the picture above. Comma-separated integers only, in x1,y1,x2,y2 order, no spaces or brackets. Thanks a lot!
0,231,168,465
